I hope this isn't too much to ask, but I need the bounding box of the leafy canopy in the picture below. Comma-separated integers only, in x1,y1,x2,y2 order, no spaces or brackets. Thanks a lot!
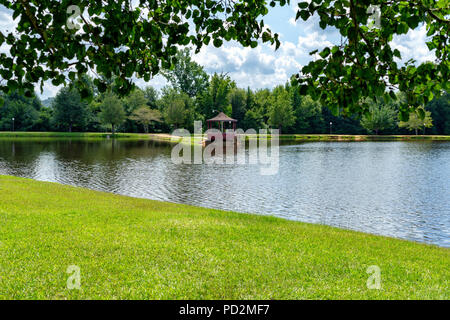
268,86,296,132
360,98,397,134
295,0,449,120
1,0,447,120
0,0,281,99
399,107,433,134
99,92,126,133
129,106,162,133
52,87,88,132
162,48,209,98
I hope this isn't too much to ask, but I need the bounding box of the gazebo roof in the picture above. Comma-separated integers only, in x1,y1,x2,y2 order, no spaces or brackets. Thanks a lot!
206,112,237,122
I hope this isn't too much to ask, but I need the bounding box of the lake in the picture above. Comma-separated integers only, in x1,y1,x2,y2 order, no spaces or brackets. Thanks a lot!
0,138,449,247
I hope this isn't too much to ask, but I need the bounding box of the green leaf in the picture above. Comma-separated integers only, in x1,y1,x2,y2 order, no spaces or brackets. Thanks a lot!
319,47,330,59
417,108,425,120
213,38,223,48
298,2,309,9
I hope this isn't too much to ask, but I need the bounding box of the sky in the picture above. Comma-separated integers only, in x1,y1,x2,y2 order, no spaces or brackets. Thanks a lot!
0,1,436,100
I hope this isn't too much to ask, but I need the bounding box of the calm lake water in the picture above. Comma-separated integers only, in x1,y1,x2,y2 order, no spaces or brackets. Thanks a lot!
0,138,449,247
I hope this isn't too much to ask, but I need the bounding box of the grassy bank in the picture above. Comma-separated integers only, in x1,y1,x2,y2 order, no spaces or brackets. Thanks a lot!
246,134,450,142
0,175,448,299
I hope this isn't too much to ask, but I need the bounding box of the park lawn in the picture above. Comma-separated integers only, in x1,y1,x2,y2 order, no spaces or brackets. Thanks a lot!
0,175,448,300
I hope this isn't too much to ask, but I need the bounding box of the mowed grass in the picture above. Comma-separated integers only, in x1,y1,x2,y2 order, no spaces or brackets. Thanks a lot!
0,175,448,300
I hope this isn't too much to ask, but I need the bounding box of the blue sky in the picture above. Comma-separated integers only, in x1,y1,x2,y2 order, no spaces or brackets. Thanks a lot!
0,2,436,100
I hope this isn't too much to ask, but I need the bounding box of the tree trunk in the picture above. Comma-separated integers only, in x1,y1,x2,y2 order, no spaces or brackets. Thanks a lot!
415,128,418,135
375,129,379,135
69,124,72,133
112,124,115,136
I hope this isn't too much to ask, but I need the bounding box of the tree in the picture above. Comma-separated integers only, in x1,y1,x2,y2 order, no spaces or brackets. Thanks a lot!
164,98,186,130
360,99,397,135
267,86,296,133
143,86,159,109
129,106,162,133
162,48,209,98
123,89,148,115
427,93,450,135
0,90,40,131
295,1,449,120
52,87,87,132
253,89,272,123
289,84,324,134
321,107,365,135
32,107,53,131
229,88,247,123
0,0,280,99
99,93,126,135
243,108,265,131
198,73,235,119
399,108,433,135
158,88,190,129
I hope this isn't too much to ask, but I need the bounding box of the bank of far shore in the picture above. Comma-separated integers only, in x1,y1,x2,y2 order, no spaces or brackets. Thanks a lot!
0,175,448,299
0,131,450,144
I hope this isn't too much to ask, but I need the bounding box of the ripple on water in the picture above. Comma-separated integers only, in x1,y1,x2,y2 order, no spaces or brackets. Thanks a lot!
0,139,449,247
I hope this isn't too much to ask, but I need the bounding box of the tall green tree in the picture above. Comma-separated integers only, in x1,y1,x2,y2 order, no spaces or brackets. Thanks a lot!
399,108,433,135
52,87,88,132
123,89,148,114
159,88,191,129
0,91,40,131
243,108,265,131
163,98,186,130
99,93,126,135
427,93,450,135
143,86,159,109
289,85,324,134
198,73,235,119
33,107,53,132
129,106,162,133
229,88,247,123
267,86,296,133
360,99,397,135
162,48,209,98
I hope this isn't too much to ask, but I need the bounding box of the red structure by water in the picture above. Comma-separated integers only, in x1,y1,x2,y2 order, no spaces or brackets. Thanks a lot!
206,112,237,142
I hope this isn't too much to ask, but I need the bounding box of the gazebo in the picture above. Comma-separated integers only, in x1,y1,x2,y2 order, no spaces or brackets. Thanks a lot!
206,112,237,141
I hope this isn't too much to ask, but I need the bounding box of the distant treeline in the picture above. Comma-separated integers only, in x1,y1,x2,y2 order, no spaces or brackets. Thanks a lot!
1,49,449,135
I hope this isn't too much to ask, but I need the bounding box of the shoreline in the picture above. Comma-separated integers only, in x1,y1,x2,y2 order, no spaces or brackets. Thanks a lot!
1,131,450,143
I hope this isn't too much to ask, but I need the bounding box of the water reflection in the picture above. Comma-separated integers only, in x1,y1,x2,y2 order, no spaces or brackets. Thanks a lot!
0,138,449,247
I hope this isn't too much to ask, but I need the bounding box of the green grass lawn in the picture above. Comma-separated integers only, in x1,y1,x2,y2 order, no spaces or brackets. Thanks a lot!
0,175,448,300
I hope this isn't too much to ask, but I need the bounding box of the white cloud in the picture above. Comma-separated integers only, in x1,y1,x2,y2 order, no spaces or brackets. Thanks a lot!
391,24,436,64
192,41,303,89
288,17,297,27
